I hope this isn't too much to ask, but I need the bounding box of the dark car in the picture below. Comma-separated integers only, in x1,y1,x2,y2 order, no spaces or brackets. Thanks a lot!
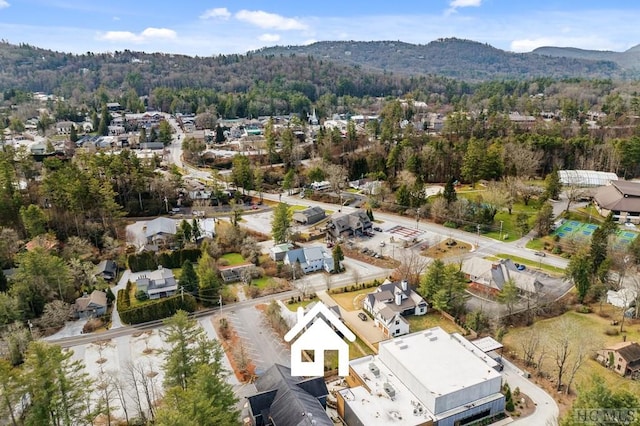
373,226,383,232
358,312,367,321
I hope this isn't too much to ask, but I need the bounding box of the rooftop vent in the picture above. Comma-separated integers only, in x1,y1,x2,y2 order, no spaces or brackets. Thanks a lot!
369,363,380,377
383,382,396,399
429,336,438,341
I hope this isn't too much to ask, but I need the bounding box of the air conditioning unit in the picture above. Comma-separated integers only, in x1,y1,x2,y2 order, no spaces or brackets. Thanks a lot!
369,363,380,377
383,382,396,398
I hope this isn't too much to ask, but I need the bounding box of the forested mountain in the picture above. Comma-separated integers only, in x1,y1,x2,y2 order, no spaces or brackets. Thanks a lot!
533,44,640,73
0,37,634,104
253,38,628,80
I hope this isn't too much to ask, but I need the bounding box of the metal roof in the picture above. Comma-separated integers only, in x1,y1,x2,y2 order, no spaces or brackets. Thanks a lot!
471,336,504,353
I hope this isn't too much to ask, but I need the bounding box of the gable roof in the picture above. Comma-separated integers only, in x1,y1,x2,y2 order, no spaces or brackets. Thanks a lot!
75,290,107,311
95,260,117,276
595,182,640,213
285,302,355,343
144,217,177,237
608,341,640,363
461,257,541,293
249,364,332,426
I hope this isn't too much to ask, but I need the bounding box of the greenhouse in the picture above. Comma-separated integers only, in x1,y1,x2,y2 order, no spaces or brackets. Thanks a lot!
559,170,618,187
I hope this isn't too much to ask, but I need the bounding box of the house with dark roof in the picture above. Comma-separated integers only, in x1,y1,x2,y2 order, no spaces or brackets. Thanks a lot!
94,260,117,281
135,266,178,300
461,257,542,295
363,279,428,338
597,341,640,379
244,364,332,426
326,210,372,239
74,290,108,319
292,206,326,225
594,180,640,224
284,247,334,274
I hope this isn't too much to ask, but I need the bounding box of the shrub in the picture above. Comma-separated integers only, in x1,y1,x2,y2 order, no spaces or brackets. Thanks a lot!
82,317,105,333
444,221,458,229
118,294,197,324
605,327,619,336
575,305,591,314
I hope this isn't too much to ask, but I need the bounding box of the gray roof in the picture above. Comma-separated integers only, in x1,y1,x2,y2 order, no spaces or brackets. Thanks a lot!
461,258,541,293
75,290,107,311
248,364,332,426
293,206,326,224
595,181,640,213
145,217,177,238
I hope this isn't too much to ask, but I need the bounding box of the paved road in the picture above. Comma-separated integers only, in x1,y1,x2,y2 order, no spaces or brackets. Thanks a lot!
502,358,559,426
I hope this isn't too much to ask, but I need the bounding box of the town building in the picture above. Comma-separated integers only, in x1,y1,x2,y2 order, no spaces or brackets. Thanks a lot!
293,206,326,225
74,290,108,319
244,364,332,426
597,341,640,379
269,243,294,261
363,280,428,337
135,266,178,300
94,259,117,281
338,327,505,426
326,210,372,239
594,180,640,224
461,257,542,295
144,217,177,248
284,247,334,274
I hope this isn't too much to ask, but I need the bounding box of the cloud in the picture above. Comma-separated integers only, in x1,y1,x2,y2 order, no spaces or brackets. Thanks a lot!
200,7,231,20
258,33,280,42
510,36,616,52
235,10,307,31
98,27,177,43
0,0,9,9
446,0,481,15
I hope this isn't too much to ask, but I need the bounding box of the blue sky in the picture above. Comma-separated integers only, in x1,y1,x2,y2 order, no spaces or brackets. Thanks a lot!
0,0,639,56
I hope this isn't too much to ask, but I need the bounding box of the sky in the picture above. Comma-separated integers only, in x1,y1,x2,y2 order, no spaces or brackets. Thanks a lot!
0,0,639,56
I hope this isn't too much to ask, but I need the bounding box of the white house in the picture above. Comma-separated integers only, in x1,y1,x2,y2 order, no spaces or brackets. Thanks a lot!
135,266,178,300
283,247,334,273
363,279,428,337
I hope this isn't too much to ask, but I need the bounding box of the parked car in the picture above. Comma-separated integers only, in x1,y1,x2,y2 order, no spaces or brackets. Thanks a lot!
534,251,546,257
515,263,526,271
358,312,367,321
373,226,383,232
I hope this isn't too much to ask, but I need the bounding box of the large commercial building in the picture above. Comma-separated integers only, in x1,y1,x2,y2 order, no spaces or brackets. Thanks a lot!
594,180,640,224
337,327,505,426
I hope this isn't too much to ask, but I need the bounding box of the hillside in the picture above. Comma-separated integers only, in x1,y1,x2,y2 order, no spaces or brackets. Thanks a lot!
533,44,640,74
252,38,625,80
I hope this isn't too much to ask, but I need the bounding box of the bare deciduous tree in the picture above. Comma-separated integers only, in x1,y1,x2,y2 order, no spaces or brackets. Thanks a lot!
394,250,429,286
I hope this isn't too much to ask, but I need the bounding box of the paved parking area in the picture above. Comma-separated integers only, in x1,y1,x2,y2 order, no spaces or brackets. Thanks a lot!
225,305,290,375
341,309,387,344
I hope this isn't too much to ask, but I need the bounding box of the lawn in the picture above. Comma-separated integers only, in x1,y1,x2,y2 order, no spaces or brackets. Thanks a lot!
405,311,461,335
251,276,273,289
330,287,375,312
284,298,317,312
220,252,246,265
502,308,640,404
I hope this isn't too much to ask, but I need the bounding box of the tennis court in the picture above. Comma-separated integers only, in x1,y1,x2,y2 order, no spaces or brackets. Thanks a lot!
553,220,638,246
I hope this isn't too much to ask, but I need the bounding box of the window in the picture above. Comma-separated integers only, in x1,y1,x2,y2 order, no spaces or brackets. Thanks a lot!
395,320,400,325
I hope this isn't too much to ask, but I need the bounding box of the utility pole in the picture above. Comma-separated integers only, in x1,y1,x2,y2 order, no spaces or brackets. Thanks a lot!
476,224,480,249
218,295,223,311
180,286,184,302
499,220,503,240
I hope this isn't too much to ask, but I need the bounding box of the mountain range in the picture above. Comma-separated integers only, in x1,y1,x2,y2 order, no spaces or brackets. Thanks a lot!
253,38,640,80
1,38,640,99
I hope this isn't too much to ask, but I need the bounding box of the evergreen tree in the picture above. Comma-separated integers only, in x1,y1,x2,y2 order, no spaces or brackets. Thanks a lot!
69,124,78,143
534,202,554,237
566,251,592,304
544,168,562,200
158,120,173,145
97,106,109,136
497,279,519,317
332,244,344,272
180,260,198,294
443,177,457,205
22,341,92,426
271,203,292,244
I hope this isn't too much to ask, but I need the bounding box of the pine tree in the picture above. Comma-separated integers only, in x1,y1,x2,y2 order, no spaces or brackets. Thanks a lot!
180,260,198,294
332,244,344,272
271,203,292,244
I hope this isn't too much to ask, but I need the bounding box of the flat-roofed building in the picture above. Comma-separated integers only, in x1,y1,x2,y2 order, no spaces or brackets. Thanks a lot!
338,327,505,426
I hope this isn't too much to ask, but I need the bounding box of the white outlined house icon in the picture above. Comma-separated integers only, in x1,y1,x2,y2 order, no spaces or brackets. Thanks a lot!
284,302,356,377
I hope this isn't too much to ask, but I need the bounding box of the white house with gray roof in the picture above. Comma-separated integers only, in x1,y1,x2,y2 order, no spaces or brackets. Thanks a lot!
136,266,178,300
363,279,428,337
284,246,334,274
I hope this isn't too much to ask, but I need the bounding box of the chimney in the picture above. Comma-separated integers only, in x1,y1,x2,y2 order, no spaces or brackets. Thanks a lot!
401,280,408,291
395,291,402,306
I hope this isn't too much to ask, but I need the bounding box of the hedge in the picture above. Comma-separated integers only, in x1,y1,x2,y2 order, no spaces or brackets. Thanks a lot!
118,293,197,324
127,248,201,272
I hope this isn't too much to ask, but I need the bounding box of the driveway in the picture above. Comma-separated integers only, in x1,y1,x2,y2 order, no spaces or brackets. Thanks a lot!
502,359,559,425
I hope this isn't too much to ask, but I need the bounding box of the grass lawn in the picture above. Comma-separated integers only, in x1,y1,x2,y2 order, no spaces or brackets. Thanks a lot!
220,252,246,265
406,312,461,335
502,308,640,401
284,298,317,312
492,253,565,276
252,276,273,289
289,204,310,212
525,238,545,250
330,287,374,312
